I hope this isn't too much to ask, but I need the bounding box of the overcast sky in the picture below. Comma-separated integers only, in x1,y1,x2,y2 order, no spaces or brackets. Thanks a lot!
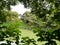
11,3,30,15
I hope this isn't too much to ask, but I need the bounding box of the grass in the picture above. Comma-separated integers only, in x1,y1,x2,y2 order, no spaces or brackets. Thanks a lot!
20,29,60,45
20,29,43,45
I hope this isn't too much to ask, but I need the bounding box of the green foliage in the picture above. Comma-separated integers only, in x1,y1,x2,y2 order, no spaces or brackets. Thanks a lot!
0,10,21,45
0,0,60,45
0,0,21,44
0,0,37,45
20,0,60,45
22,37,37,45
0,0,19,10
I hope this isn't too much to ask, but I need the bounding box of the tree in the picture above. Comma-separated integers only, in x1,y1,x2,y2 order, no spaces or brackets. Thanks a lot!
20,0,60,45
0,0,37,45
21,12,38,29
0,0,19,10
0,0,21,45
0,10,21,45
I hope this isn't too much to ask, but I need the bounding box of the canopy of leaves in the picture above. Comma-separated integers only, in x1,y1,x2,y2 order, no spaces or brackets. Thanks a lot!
0,0,21,45
0,0,37,45
20,0,60,45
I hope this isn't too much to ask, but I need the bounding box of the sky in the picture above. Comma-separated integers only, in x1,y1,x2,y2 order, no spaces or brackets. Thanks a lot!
11,3,31,15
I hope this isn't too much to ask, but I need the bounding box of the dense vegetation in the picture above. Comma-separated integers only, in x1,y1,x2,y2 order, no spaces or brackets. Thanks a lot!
0,0,60,45
0,0,36,45
0,0,21,45
21,0,60,45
